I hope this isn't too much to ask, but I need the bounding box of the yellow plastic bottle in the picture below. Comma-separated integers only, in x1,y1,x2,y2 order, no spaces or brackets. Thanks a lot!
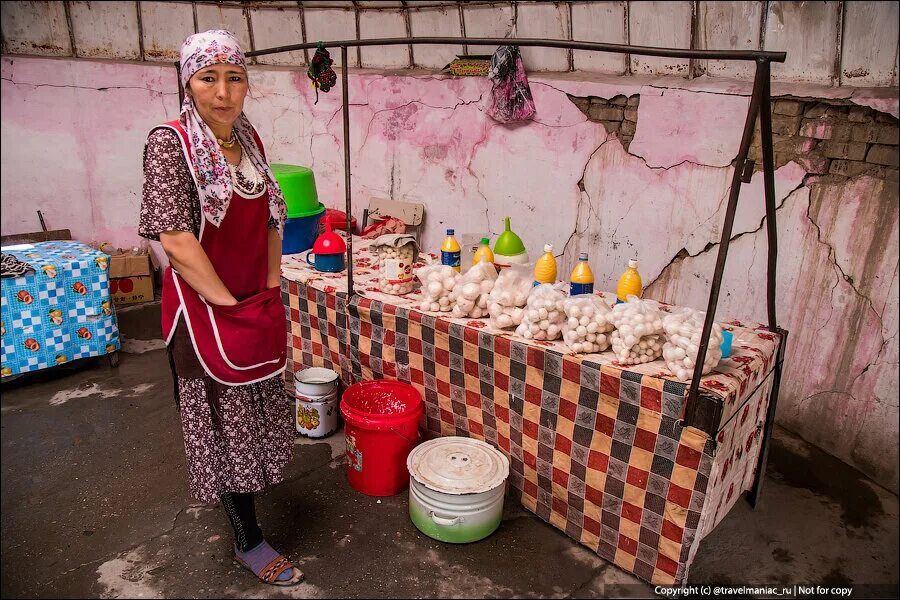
472,237,494,266
616,259,642,303
441,228,462,272
569,253,594,296
533,244,557,285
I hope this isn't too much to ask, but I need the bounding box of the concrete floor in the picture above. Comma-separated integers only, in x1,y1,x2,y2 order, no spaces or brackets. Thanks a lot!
1,302,898,599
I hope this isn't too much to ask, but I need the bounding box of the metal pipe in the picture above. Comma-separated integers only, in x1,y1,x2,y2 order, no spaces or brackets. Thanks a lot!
750,62,784,507
245,36,787,63
175,61,184,105
685,60,766,412
748,327,788,507
341,45,354,299
759,61,778,331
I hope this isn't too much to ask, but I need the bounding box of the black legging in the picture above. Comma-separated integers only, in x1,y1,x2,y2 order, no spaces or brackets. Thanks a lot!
221,492,263,552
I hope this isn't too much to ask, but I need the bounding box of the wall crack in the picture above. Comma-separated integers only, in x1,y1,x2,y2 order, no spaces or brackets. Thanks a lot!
643,177,810,294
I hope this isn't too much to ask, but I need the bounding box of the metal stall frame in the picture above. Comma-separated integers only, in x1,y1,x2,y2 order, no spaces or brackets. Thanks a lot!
175,37,788,506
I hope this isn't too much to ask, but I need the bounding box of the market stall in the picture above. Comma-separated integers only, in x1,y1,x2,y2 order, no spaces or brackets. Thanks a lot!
1,241,120,378
280,237,781,584
174,33,788,587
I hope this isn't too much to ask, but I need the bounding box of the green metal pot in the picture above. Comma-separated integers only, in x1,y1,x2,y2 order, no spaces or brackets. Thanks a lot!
406,436,510,544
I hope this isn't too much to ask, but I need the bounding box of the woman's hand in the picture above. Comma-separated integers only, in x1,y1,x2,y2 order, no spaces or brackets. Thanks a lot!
160,230,239,305
267,228,283,289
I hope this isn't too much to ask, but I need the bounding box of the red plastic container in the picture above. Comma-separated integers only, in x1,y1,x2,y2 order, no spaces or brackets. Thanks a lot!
321,209,357,234
340,380,423,497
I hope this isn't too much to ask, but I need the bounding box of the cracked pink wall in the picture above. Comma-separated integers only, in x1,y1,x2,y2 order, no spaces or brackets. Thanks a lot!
2,56,898,492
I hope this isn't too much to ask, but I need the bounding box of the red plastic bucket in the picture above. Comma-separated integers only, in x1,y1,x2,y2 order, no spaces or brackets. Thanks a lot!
340,380,423,496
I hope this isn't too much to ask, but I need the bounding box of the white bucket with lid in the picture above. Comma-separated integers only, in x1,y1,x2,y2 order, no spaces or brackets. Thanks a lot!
406,436,510,543
294,368,340,438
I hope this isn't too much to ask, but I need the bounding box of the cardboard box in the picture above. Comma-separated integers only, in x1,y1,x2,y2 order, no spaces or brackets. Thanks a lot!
108,251,155,305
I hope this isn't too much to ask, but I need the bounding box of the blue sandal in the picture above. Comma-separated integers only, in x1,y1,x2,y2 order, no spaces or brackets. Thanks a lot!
233,541,304,586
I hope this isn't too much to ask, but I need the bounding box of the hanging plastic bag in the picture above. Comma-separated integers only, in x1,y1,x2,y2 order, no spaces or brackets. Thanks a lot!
486,46,536,124
307,42,337,104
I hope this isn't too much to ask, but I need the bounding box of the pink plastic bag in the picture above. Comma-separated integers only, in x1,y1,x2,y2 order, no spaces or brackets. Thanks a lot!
486,46,536,124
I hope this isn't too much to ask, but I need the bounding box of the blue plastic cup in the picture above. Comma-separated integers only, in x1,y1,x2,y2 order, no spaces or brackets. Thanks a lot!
305,251,345,273
720,330,733,358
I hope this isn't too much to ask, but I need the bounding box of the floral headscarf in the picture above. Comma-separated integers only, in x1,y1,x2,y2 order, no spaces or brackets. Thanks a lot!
179,30,286,236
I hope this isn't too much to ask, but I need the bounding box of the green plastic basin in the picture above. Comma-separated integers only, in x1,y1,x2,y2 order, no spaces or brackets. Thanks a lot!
271,164,322,218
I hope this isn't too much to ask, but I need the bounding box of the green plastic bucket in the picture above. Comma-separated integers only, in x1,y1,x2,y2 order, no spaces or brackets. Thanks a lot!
271,164,323,218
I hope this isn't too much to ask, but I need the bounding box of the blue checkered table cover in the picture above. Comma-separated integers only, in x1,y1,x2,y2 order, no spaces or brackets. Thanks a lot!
1,241,120,377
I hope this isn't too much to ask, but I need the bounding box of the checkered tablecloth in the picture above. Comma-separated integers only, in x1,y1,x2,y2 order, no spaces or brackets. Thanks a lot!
1,241,120,377
281,237,781,585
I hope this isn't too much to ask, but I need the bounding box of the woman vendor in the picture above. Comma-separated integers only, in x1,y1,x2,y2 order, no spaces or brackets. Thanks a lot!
138,30,302,586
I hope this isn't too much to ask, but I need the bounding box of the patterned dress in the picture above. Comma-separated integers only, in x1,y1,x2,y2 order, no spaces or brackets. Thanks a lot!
140,129,294,504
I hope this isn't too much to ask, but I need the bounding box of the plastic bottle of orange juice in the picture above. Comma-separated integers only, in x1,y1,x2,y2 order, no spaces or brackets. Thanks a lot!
616,259,642,303
441,229,462,272
533,244,557,286
569,253,594,296
472,238,494,266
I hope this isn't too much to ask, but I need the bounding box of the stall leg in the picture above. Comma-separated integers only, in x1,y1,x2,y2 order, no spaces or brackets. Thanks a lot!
108,351,120,368
748,328,788,508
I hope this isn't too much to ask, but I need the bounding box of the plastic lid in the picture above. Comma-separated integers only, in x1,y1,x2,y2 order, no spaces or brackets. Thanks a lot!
579,252,589,261
494,217,526,256
406,436,510,495
480,237,491,245
312,218,347,254
544,244,553,253
628,259,638,268
447,229,455,235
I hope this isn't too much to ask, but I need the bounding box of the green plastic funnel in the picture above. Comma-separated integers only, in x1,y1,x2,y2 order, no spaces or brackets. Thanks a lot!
493,217,526,256
271,164,322,218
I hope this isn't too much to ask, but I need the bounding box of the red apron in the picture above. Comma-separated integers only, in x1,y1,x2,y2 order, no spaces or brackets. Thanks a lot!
158,120,286,385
